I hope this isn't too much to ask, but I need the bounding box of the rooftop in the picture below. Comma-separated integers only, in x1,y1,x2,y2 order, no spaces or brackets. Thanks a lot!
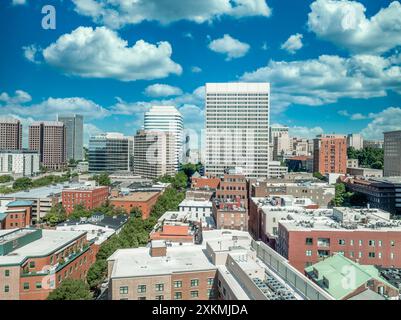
110,191,159,202
0,182,87,199
7,200,34,207
179,199,212,208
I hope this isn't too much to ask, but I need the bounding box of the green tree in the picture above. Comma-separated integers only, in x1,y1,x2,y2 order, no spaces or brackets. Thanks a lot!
69,204,91,220
13,177,33,190
347,146,384,170
42,203,67,226
0,175,13,183
93,173,111,186
313,172,325,180
47,279,92,300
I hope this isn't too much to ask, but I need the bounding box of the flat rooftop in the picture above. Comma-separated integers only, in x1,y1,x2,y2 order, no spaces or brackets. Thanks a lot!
0,182,87,199
0,229,86,266
110,191,159,202
179,199,212,208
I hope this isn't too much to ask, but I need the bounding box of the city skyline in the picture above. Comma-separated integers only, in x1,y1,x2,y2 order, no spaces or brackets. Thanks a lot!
1,0,401,147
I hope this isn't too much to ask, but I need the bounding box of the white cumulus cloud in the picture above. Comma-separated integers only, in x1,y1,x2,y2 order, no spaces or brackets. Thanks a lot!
281,33,303,54
308,0,401,54
208,34,250,60
37,26,181,82
144,84,183,97
72,0,271,29
0,90,32,104
361,107,401,139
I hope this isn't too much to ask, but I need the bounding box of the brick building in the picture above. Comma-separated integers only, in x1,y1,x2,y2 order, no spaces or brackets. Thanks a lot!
313,134,347,175
276,207,401,272
62,186,109,215
191,177,221,190
109,192,160,219
0,228,96,300
0,200,33,229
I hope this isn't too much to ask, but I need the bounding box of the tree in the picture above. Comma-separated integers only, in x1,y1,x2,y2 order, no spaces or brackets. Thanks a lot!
13,177,33,190
130,207,142,219
313,172,325,181
331,183,355,207
42,203,67,226
93,173,111,186
347,146,384,170
47,279,92,300
0,175,13,183
69,204,92,220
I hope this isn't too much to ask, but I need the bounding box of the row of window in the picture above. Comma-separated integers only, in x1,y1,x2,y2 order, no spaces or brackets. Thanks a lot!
305,238,396,247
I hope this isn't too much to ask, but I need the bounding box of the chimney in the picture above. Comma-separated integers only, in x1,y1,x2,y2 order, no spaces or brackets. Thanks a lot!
150,240,167,257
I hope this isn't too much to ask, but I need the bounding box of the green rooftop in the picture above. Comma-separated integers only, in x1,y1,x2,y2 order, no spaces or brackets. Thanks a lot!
305,254,398,300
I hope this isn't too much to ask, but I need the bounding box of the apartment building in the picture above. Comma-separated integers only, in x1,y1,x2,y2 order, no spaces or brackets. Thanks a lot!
347,133,364,151
276,207,401,272
0,150,40,177
313,134,347,175
109,191,160,219
29,121,67,170
0,228,96,300
62,185,109,215
384,130,401,177
0,200,33,229
205,83,270,178
0,118,22,150
133,130,176,179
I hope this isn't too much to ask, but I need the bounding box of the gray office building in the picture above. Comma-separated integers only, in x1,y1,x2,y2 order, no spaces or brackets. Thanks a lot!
384,130,401,177
88,133,133,173
57,114,84,161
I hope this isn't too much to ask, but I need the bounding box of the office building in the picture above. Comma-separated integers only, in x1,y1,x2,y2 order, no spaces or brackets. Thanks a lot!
144,106,183,169
88,133,133,173
62,185,109,215
205,83,270,178
133,130,176,179
276,207,401,272
0,118,22,150
347,133,364,150
268,161,288,178
0,150,40,177
384,131,401,177
291,138,311,157
0,228,96,300
29,121,67,170
270,126,290,161
313,134,347,175
57,114,84,161
364,140,384,149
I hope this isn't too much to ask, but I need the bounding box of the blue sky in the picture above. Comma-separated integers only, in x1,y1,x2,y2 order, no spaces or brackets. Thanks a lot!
1,0,401,147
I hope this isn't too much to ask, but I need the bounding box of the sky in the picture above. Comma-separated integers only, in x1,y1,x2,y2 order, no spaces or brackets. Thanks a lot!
0,0,401,147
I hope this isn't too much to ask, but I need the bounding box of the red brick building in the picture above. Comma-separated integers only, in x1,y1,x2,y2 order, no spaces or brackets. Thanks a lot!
277,208,401,272
0,200,33,229
150,225,193,243
191,177,221,190
62,186,109,215
313,134,347,175
213,198,248,231
109,191,160,219
0,228,96,300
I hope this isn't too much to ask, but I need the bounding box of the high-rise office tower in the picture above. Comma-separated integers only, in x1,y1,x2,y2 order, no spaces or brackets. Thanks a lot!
57,114,84,161
29,121,67,170
0,118,22,150
347,133,364,151
88,133,133,173
133,130,175,179
205,83,270,178
270,126,290,160
144,106,183,170
313,134,347,175
384,130,401,177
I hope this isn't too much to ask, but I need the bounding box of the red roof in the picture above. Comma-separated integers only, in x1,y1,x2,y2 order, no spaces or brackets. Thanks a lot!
191,177,221,189
161,225,189,236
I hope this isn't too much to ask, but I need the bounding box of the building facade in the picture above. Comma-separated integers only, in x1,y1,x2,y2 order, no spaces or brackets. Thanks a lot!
0,118,22,150
62,186,109,215
205,83,270,179
29,122,67,170
0,150,40,177
144,106,183,170
88,133,133,173
109,191,160,219
57,114,84,161
313,134,347,175
133,130,176,179
347,134,364,151
384,131,401,177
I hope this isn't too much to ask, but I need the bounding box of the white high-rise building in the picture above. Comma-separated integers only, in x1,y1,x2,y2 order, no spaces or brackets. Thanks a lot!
144,106,183,170
347,133,364,150
205,83,270,178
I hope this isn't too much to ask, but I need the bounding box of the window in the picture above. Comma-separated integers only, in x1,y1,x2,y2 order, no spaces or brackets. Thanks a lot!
391,240,395,247
349,251,354,258
317,238,330,247
378,240,382,247
378,252,382,259
35,282,42,289
156,295,164,300
391,253,395,260
350,240,354,246
306,250,312,257
5,270,10,277
359,240,363,246
174,281,182,288
137,285,146,293
338,239,345,245
358,252,362,258
119,286,128,294
174,292,182,300
305,238,313,245
29,261,35,268
155,284,164,292
190,279,199,287
4,285,9,293
368,252,375,258
207,289,215,298
207,278,214,286
191,291,199,298
369,240,375,246
23,282,29,290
